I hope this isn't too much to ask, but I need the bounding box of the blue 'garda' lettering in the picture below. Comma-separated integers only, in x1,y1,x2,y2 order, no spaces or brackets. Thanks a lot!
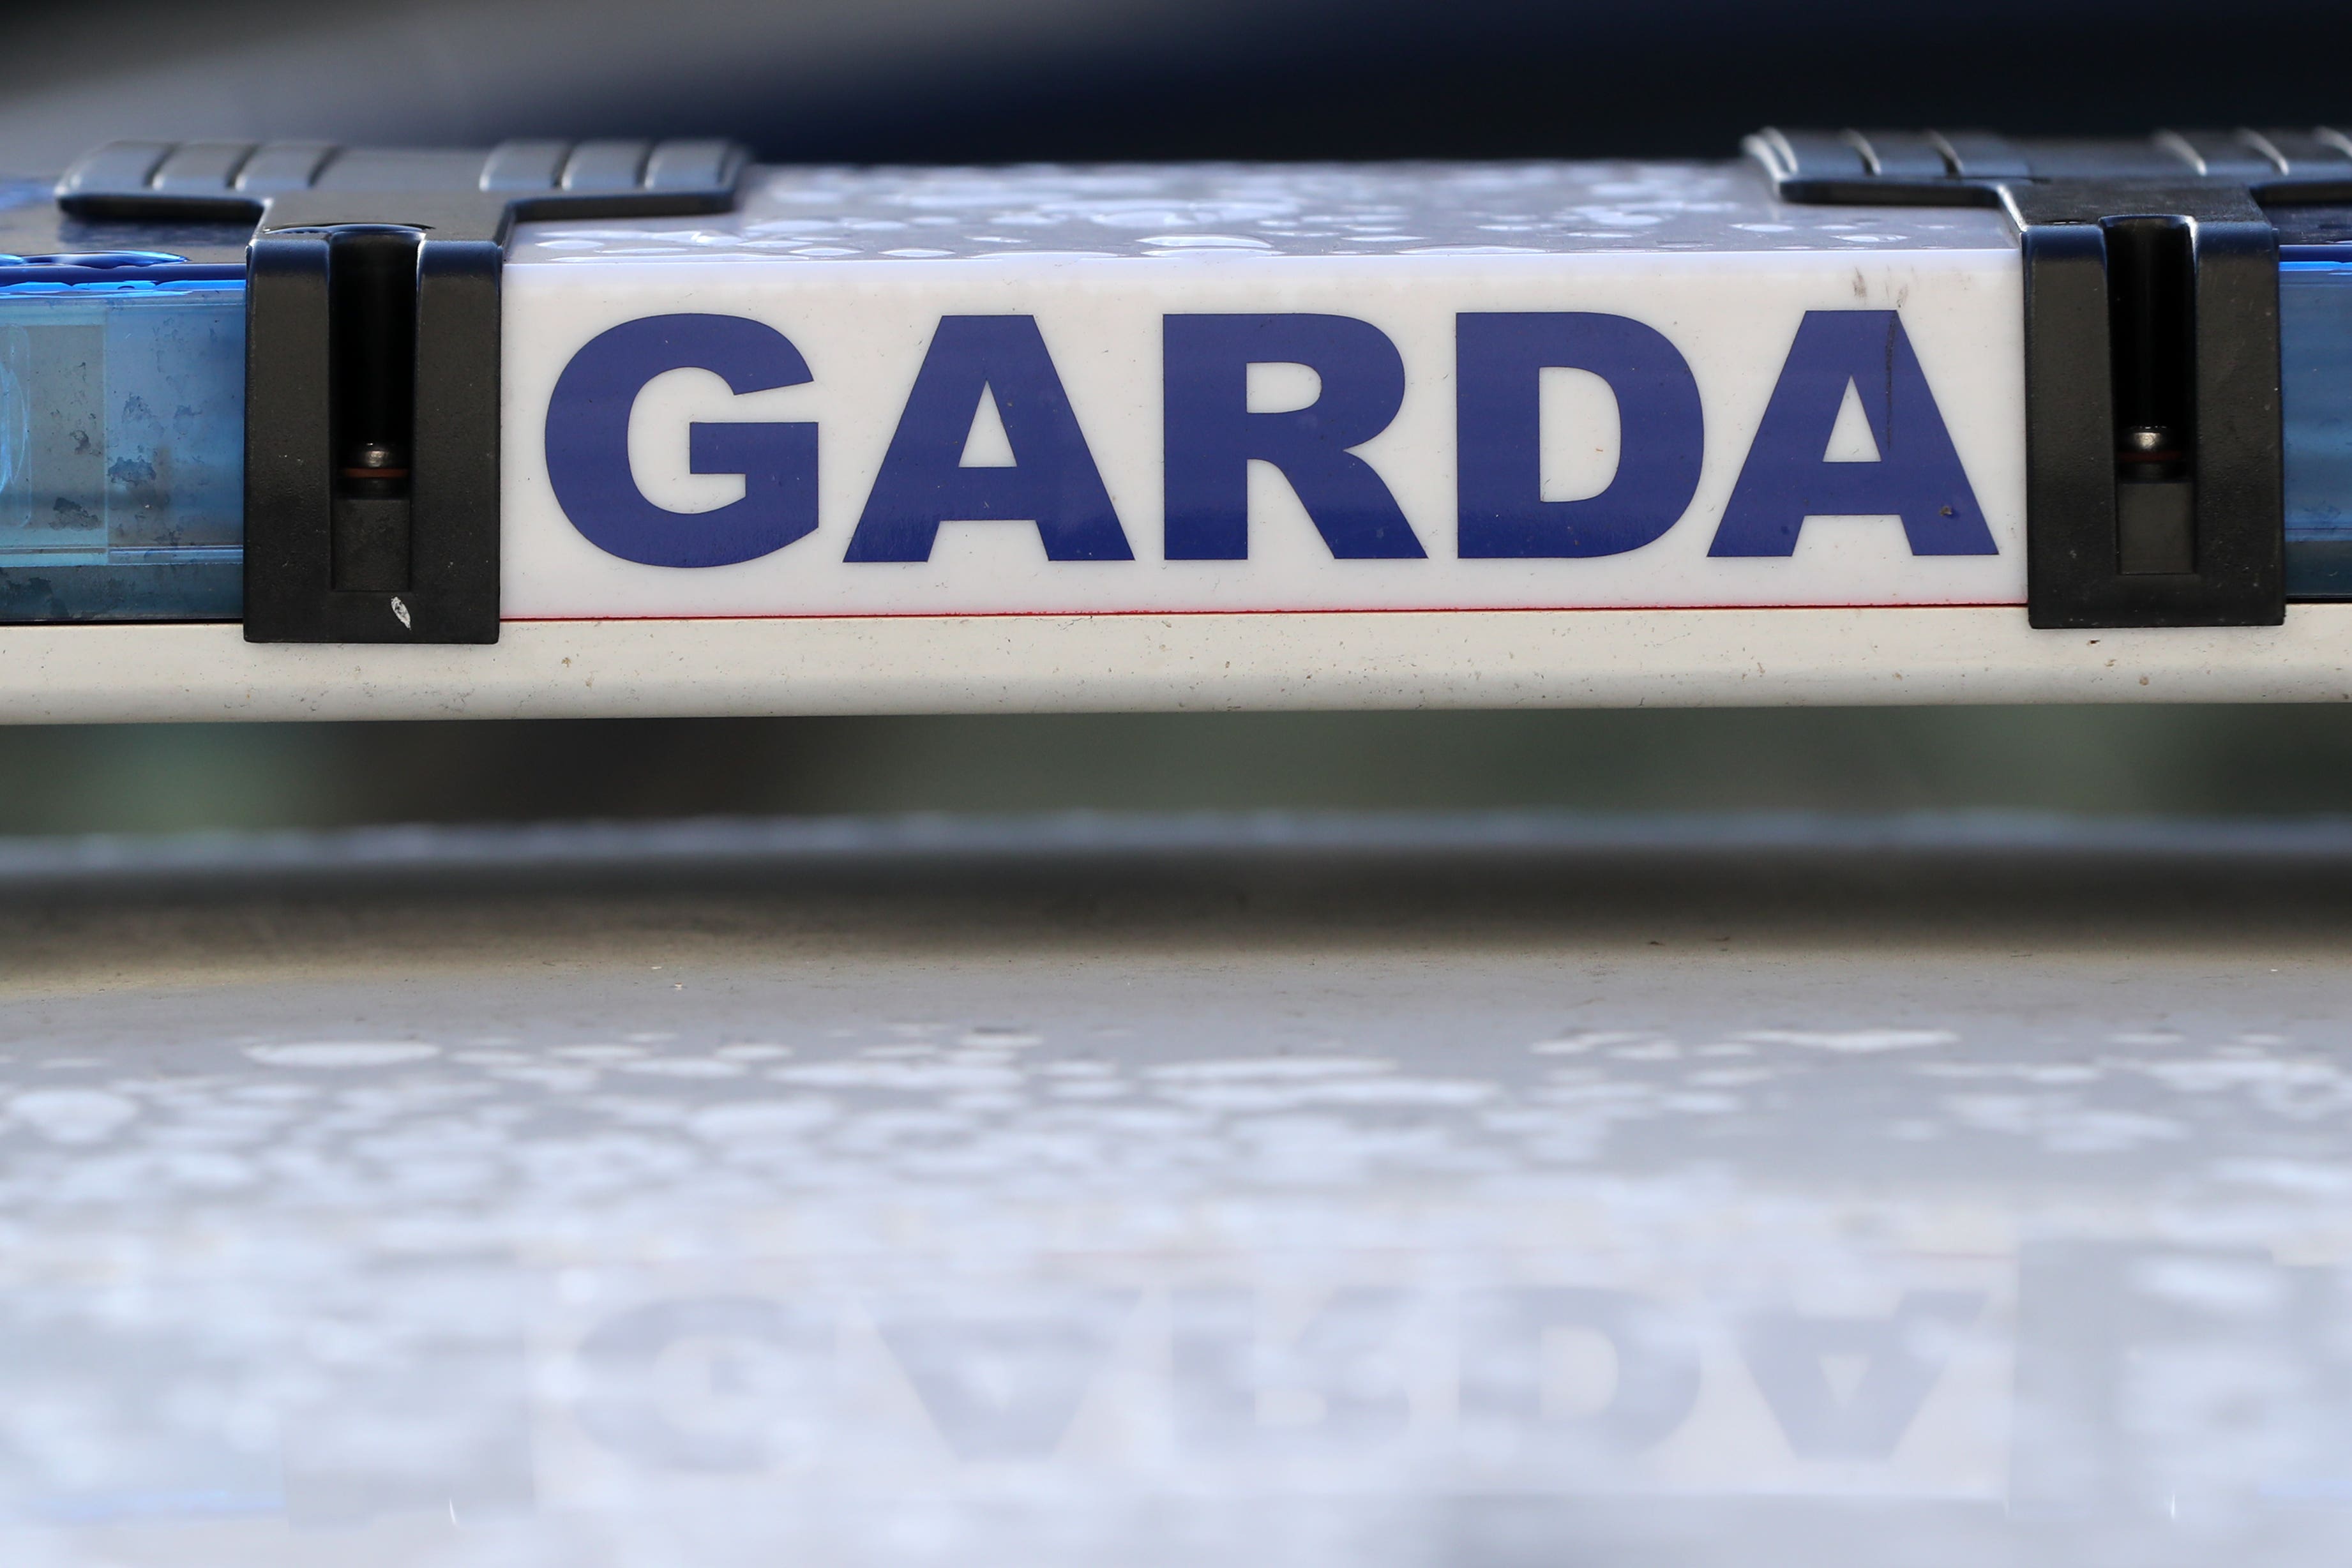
1456,313,1704,558
545,313,818,568
844,315,1132,563
1163,314,1424,560
542,307,1992,571
1710,310,1994,557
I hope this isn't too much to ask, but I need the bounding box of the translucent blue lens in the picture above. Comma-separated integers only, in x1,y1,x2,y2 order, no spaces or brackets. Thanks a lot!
0,271,243,622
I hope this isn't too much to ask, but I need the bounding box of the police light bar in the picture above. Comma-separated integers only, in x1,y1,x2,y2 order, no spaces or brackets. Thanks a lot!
3,132,2351,721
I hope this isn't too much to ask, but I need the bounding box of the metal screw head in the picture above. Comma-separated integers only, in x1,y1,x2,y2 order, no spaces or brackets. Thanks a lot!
2123,425,2174,454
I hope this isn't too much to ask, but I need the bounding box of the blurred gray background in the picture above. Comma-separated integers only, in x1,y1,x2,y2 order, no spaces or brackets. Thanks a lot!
8,709,2352,833
6,0,2351,834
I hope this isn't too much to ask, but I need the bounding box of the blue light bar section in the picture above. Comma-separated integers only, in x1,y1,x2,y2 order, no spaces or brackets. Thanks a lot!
2283,254,2352,598
0,266,243,622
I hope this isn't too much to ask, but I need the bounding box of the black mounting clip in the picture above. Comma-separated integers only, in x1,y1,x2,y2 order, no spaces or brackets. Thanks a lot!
1747,128,2352,629
56,140,751,644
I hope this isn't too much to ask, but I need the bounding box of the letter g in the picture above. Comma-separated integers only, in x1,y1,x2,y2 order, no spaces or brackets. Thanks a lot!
545,313,818,568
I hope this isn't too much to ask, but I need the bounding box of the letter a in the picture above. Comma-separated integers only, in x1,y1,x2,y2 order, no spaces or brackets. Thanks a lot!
847,316,1132,563
1710,310,1995,557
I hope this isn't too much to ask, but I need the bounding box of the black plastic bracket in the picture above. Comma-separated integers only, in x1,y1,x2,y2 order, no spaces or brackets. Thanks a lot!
55,139,751,644
1747,128,2352,629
